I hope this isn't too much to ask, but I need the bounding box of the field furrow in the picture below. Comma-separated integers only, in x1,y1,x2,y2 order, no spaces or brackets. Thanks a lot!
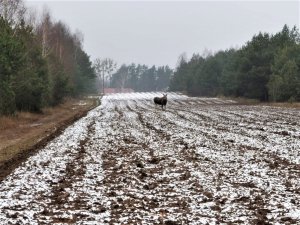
0,92,299,225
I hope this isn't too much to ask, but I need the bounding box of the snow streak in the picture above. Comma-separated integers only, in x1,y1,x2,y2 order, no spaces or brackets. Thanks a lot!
0,92,299,224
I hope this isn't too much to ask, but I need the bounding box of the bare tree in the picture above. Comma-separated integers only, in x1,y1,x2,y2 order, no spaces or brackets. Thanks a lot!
93,58,105,94
93,58,117,94
73,29,84,60
24,6,37,28
118,65,129,90
0,0,26,26
202,48,213,58
175,52,188,69
39,7,52,58
103,58,117,87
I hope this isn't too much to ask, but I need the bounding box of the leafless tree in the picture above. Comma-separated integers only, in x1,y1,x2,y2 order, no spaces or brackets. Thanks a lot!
24,6,37,28
93,58,117,94
39,7,52,58
175,52,188,70
0,0,26,26
73,29,84,60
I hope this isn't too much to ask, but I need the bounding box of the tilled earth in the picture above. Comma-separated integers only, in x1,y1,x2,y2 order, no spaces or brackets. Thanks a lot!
0,92,299,225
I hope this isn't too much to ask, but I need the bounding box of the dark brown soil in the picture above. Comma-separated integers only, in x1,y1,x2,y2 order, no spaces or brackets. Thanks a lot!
0,99,98,182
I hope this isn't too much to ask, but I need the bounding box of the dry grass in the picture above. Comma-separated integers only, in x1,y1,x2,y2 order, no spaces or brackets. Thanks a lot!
0,116,17,130
0,97,98,163
0,112,41,131
261,102,300,108
218,96,300,108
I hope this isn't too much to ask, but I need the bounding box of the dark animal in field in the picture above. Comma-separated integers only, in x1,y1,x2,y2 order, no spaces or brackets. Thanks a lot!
154,94,167,110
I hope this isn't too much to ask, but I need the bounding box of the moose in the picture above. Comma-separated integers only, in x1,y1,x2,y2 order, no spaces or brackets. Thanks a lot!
154,94,167,110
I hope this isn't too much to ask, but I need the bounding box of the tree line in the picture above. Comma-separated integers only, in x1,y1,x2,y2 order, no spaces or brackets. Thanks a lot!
169,25,300,102
0,0,96,115
110,64,172,92
1,0,298,118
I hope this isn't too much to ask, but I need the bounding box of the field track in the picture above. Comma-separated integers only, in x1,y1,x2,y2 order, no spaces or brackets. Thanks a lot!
0,92,299,224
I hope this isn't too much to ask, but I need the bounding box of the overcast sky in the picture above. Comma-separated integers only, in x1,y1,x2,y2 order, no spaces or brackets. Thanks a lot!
25,1,299,68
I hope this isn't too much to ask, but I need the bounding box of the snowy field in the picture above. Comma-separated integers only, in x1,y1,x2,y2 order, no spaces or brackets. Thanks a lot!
0,92,299,224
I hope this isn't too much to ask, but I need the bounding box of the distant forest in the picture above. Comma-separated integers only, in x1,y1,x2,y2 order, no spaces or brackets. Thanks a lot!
1,1,299,116
0,0,96,115
108,25,300,102
110,64,172,92
170,25,300,102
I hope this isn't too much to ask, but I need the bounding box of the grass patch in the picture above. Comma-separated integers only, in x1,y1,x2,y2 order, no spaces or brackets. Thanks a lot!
0,116,17,130
260,102,300,108
218,96,300,108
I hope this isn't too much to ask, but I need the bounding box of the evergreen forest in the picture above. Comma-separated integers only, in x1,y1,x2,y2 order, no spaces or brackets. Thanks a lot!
169,25,300,102
0,0,97,115
110,64,172,92
1,0,299,117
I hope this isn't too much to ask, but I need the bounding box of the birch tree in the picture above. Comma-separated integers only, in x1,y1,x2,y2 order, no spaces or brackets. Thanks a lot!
93,58,117,93
0,0,26,26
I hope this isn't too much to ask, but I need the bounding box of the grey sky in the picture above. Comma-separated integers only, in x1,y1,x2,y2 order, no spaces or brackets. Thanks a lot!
25,1,299,68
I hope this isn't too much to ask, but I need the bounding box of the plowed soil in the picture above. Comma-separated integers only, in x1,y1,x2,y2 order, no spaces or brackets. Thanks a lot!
0,92,299,225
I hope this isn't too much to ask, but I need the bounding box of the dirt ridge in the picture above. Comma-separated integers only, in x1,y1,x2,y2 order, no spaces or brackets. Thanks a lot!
0,105,96,183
